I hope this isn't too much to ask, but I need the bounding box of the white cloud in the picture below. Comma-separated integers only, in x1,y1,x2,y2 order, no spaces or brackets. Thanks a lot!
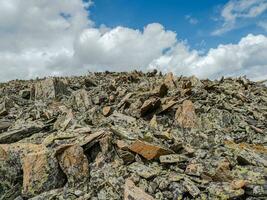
149,34,267,80
213,0,267,35
0,0,267,82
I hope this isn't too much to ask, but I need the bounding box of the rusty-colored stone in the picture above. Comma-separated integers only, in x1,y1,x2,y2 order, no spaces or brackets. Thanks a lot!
129,140,174,160
175,100,198,128
22,150,65,198
164,72,176,88
57,145,89,188
103,106,112,116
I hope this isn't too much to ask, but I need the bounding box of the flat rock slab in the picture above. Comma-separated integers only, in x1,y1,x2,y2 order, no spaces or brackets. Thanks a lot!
124,179,155,200
128,162,159,179
129,140,174,160
175,100,198,128
159,154,188,163
0,125,44,144
22,150,66,198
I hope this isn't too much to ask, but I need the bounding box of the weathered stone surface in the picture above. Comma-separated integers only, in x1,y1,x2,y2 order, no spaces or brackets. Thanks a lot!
22,150,66,198
103,106,112,116
159,154,188,163
0,124,44,143
57,145,89,188
72,89,91,109
35,78,68,100
0,120,12,132
0,72,267,199
175,100,198,128
124,179,155,200
129,140,174,160
140,97,161,117
128,162,159,179
183,177,200,197
207,182,245,199
156,83,168,97
164,72,176,88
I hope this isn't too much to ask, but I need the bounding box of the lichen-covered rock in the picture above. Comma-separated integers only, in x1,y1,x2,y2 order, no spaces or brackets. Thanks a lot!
175,100,198,128
57,145,89,188
34,78,68,100
124,179,155,200
21,150,66,198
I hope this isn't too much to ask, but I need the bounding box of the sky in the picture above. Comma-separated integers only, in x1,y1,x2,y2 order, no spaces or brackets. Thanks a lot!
0,0,267,82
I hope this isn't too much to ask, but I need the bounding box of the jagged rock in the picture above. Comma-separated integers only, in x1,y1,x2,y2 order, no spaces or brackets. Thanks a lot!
128,162,160,179
21,150,66,198
57,145,89,188
72,89,92,109
0,123,44,143
140,97,161,117
175,100,198,128
124,179,155,200
159,154,188,163
164,72,176,88
207,182,245,199
129,140,174,160
0,72,266,199
34,78,68,100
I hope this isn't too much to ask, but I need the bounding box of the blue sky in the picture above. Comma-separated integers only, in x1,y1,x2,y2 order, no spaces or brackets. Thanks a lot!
90,0,267,50
0,0,267,82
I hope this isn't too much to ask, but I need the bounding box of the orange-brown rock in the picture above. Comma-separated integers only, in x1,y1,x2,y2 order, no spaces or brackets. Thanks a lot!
129,140,174,160
22,150,65,198
124,179,155,200
175,100,198,128
57,145,89,188
103,106,112,117
164,72,176,88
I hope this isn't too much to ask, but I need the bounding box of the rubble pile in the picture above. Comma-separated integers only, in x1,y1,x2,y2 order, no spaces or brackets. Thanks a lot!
0,71,266,200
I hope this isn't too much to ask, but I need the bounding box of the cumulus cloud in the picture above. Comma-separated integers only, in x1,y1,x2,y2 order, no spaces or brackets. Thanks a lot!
0,0,267,82
149,34,267,80
212,0,267,35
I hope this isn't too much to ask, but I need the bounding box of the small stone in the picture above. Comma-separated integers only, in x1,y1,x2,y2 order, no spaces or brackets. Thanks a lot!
128,162,159,179
116,140,129,150
124,179,155,200
74,190,84,197
129,140,174,160
160,154,188,163
149,115,158,129
103,106,112,117
183,178,200,197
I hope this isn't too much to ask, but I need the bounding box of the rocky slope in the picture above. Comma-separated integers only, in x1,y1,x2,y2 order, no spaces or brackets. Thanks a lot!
0,71,266,200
